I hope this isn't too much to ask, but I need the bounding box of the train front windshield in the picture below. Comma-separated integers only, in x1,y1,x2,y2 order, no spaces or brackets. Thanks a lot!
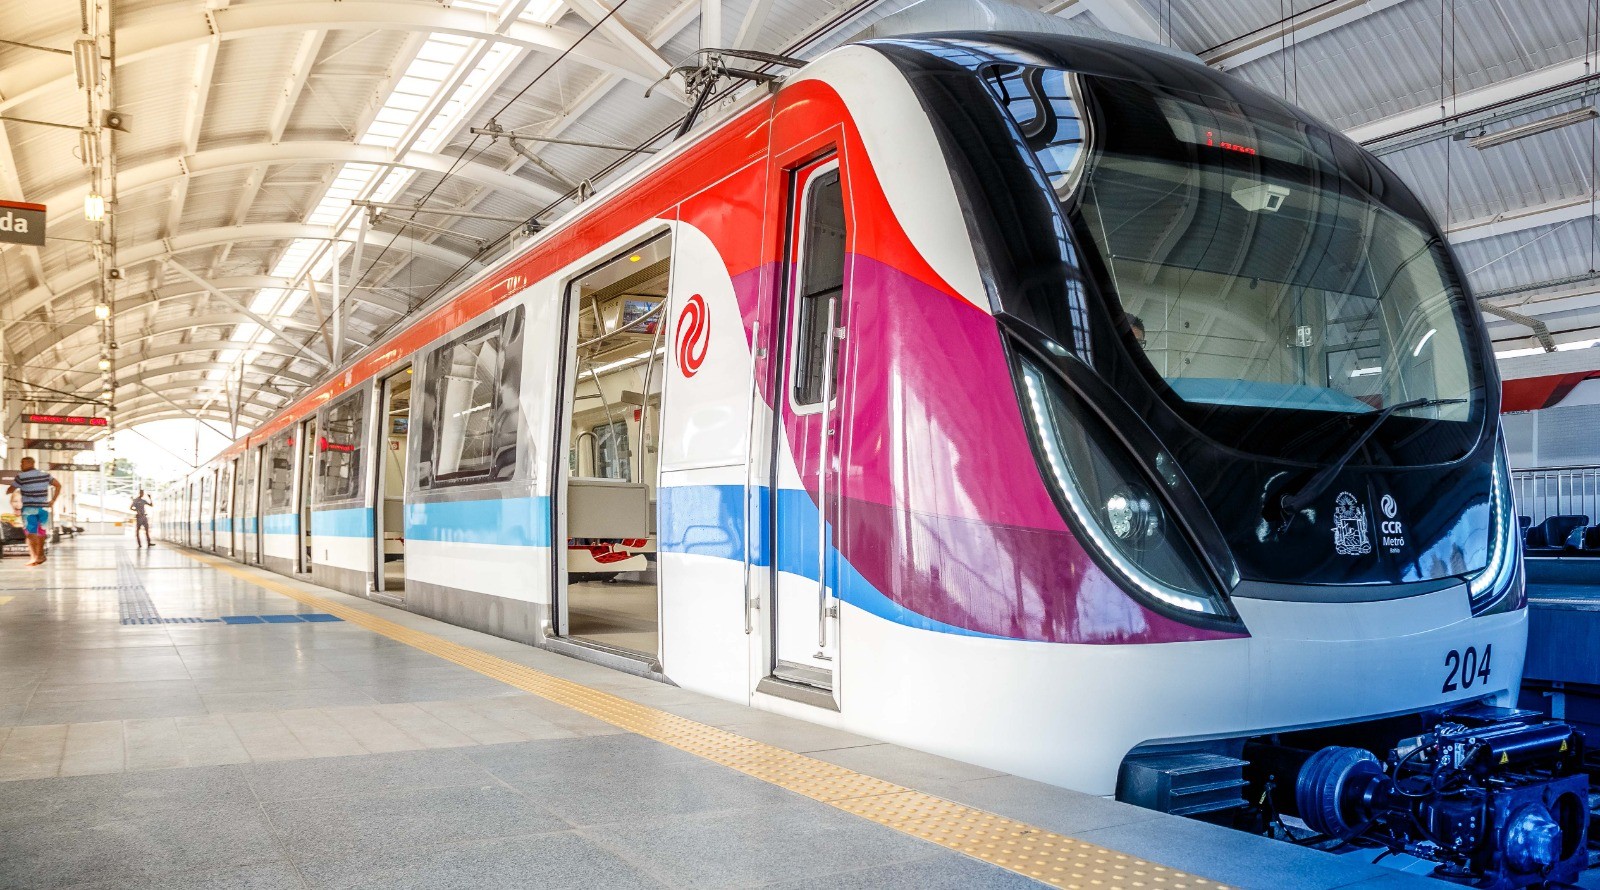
985,66,1486,462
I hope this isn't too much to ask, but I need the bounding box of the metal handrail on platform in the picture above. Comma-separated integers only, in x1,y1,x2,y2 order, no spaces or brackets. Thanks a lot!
1513,465,1600,526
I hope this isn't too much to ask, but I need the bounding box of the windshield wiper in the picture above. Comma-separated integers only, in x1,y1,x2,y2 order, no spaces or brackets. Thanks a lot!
1277,397,1467,526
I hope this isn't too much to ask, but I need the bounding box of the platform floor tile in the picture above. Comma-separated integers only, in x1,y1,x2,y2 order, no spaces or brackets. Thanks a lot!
0,537,1437,889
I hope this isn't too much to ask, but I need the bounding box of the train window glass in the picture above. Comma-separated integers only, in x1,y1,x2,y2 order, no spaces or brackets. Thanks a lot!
417,307,524,488
591,420,631,481
435,325,502,481
791,166,846,407
236,458,250,516
983,66,1086,197
218,465,232,525
317,391,365,502
1066,77,1479,439
265,428,295,510
239,450,257,520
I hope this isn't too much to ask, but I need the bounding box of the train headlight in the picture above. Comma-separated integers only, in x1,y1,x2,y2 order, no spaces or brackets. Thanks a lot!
1105,487,1162,548
1467,440,1520,614
1018,359,1233,622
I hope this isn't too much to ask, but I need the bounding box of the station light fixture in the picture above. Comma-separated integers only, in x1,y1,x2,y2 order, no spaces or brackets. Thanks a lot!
97,356,112,371
73,39,100,91
94,302,111,320
1470,108,1599,150
84,193,105,221
79,129,100,168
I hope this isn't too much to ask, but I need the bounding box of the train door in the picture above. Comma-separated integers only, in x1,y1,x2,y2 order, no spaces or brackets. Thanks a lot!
769,156,849,692
230,457,243,559
554,235,671,661
374,366,411,597
218,462,233,556
251,443,266,564
296,417,318,573
200,472,213,550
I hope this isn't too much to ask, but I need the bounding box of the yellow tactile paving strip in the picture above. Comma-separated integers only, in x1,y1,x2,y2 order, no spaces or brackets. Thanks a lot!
176,547,1225,889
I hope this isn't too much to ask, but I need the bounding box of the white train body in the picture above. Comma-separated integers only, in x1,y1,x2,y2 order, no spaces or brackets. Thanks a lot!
164,17,1534,823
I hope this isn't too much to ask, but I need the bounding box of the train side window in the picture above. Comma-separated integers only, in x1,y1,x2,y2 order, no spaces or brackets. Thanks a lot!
316,390,366,502
416,306,525,488
265,428,295,510
791,165,847,408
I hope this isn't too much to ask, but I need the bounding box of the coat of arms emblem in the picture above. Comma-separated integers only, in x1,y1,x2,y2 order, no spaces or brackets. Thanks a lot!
1332,491,1372,556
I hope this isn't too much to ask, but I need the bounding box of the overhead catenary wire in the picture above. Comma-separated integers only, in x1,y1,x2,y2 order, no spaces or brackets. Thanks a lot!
235,0,886,410
343,0,642,306
352,0,884,355
246,0,643,396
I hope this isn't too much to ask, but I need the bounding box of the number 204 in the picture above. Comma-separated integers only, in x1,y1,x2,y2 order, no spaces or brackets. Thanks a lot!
1442,644,1492,693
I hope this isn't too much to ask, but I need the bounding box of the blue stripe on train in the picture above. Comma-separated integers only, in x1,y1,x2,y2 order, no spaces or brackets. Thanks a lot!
306,484,990,639
262,513,298,535
658,484,998,639
311,507,374,538
404,496,550,547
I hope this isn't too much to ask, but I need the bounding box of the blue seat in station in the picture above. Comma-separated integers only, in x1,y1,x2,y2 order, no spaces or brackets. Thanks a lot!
1571,524,1600,554
1526,515,1591,554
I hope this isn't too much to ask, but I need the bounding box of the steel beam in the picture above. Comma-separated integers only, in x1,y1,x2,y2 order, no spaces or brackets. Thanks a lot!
0,0,667,114
1447,194,1597,246
1199,0,1408,70
6,222,477,323
1348,57,1594,147
166,262,334,369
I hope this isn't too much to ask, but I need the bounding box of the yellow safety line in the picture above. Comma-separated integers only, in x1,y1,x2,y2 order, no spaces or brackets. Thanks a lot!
175,548,1224,889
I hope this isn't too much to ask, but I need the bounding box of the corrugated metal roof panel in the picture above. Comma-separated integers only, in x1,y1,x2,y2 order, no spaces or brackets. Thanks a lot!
1228,0,1591,132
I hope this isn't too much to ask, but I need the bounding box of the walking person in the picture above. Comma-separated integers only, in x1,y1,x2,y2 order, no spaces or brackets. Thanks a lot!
7,457,62,567
131,490,154,547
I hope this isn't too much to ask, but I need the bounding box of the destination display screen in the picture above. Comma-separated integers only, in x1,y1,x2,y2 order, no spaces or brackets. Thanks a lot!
1155,94,1306,166
23,413,108,427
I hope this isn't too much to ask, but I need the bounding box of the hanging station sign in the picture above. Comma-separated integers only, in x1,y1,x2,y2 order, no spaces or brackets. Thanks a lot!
23,413,108,427
49,462,99,471
23,438,96,452
0,200,46,247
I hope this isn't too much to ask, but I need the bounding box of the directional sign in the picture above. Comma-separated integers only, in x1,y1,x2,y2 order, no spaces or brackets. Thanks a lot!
23,414,108,427
23,438,96,452
0,200,46,247
49,462,99,471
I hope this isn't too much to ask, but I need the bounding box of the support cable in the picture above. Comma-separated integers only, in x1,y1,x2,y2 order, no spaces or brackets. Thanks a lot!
345,0,642,303
262,0,881,404
244,0,640,397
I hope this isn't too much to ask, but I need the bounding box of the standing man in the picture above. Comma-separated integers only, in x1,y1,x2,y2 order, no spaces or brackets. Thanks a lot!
7,457,61,566
131,490,154,547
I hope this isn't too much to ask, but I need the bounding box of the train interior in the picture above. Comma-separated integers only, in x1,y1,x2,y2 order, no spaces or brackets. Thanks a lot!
558,236,671,659
376,369,412,594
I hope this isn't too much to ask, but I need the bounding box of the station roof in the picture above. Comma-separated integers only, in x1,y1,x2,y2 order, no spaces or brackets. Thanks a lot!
0,0,1594,439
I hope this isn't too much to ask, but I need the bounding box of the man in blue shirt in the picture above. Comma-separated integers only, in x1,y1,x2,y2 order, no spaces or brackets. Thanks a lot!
8,457,62,566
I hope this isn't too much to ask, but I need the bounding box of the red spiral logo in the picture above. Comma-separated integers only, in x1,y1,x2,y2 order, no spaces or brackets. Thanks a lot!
676,293,709,378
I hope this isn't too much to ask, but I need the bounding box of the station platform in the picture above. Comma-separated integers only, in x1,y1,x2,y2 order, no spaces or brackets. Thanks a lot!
0,537,1434,890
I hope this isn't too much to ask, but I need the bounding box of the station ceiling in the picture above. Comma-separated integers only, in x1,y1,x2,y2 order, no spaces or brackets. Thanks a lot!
0,0,1594,437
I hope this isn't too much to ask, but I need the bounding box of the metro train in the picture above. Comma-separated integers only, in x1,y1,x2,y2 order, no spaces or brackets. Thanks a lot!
160,2,1588,884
